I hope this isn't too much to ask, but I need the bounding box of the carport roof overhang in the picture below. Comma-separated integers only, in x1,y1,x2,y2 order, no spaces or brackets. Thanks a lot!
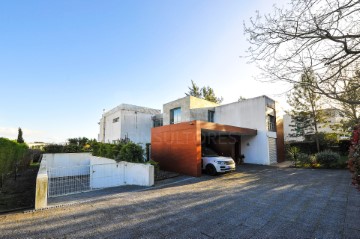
195,121,257,136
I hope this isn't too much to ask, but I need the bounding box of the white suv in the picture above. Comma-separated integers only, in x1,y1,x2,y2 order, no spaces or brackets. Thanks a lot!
201,147,236,175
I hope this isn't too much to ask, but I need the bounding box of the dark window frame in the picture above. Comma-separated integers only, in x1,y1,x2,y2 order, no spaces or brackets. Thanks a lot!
170,107,181,124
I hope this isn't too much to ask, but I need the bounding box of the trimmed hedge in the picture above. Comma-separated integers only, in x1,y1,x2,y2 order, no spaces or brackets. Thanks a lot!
316,150,341,168
92,141,144,163
0,137,29,176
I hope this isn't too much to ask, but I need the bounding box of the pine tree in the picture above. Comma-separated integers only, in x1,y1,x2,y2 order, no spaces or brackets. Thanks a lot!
185,80,202,98
185,81,223,104
287,68,326,152
202,86,223,104
17,127,24,143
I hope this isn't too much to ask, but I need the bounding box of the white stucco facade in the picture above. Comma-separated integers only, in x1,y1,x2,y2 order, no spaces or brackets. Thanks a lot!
98,104,160,147
214,96,278,165
99,96,283,166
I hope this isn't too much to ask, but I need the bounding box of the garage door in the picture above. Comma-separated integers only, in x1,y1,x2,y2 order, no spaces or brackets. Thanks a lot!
268,137,277,164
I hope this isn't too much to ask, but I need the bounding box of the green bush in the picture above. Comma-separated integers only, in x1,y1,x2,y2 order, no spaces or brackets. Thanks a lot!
43,144,66,153
0,137,29,176
119,143,144,163
316,150,341,168
297,153,312,166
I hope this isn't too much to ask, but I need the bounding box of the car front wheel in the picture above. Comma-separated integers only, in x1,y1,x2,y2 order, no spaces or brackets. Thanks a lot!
206,164,217,176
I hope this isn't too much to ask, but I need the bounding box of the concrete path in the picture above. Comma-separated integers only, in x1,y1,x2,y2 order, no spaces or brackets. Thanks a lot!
0,165,359,239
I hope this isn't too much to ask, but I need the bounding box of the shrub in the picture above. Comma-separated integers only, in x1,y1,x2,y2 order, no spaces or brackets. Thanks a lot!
43,144,64,153
348,124,360,190
297,153,312,166
339,140,350,155
0,138,29,180
287,146,300,167
119,143,144,163
316,150,341,168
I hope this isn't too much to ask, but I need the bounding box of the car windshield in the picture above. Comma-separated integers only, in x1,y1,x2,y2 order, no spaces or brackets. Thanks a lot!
202,147,219,157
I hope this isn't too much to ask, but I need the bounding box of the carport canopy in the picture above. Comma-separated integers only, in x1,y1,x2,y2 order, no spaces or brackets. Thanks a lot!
151,120,257,177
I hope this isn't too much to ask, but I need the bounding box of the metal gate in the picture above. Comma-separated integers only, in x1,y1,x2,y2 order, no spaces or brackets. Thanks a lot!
47,165,91,197
268,137,278,164
47,163,125,198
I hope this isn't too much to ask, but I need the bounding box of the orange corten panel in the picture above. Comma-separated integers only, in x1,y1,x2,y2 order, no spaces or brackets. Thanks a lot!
276,119,285,162
151,121,257,177
151,122,200,177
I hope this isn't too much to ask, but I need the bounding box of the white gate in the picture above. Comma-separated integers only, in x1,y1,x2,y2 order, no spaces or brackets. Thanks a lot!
90,163,124,189
47,163,126,198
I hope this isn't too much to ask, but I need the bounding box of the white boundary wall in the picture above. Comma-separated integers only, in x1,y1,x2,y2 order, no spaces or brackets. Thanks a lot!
35,153,154,209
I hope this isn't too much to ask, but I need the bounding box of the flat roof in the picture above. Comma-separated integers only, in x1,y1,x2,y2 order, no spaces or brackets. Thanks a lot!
196,121,257,136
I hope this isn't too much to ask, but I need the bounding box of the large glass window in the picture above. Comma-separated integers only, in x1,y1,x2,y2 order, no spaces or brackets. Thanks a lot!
170,107,181,124
208,110,215,122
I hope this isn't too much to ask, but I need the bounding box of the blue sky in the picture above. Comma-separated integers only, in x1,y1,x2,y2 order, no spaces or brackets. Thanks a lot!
0,0,289,143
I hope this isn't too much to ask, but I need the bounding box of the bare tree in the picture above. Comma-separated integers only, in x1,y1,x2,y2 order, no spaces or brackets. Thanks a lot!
331,69,360,127
244,0,360,104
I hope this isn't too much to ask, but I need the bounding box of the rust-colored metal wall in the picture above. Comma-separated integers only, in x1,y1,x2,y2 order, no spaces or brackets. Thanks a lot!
152,121,257,177
151,121,201,177
276,118,285,162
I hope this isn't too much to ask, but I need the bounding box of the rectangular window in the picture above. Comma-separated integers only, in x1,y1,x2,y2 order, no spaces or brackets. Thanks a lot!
208,110,215,122
267,115,276,131
113,117,119,123
153,118,163,128
170,107,181,124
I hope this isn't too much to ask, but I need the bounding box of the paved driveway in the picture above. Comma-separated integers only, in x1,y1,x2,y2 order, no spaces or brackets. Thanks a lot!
0,165,359,239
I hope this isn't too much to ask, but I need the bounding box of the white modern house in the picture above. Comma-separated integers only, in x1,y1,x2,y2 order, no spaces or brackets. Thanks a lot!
98,104,160,146
99,96,285,177
151,96,284,176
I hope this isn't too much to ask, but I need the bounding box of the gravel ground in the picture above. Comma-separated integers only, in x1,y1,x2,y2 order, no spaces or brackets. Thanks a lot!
0,165,359,239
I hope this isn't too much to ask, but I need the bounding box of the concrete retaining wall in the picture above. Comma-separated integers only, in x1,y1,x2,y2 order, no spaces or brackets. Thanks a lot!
35,153,154,210
35,156,48,210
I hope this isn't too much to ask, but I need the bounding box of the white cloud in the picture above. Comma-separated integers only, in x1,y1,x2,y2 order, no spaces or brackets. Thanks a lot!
0,127,58,143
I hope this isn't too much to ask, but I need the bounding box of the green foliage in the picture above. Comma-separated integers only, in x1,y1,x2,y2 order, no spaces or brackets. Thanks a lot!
316,150,341,168
119,143,144,163
0,138,29,176
186,80,202,98
17,127,24,144
287,68,327,152
185,81,223,104
339,140,350,155
287,146,300,167
336,70,360,130
147,159,159,169
92,139,144,163
287,146,300,160
28,149,42,163
43,144,65,153
202,86,223,104
297,153,312,166
43,137,97,153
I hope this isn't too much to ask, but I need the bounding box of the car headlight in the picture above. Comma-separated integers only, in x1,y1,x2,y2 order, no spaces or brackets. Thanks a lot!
216,161,226,165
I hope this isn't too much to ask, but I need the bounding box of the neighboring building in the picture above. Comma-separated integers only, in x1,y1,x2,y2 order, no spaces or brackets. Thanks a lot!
283,108,349,142
151,95,285,177
98,104,160,146
27,142,49,150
